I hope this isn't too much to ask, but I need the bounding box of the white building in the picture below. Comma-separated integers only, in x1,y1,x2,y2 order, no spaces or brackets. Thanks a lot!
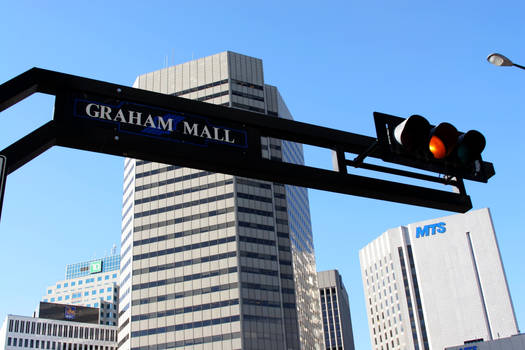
318,270,355,350
43,254,120,326
359,208,518,350
445,333,525,350
117,51,322,350
0,314,116,350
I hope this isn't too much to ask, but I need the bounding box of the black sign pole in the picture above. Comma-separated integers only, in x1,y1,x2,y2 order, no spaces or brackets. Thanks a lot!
0,68,496,213
0,155,6,222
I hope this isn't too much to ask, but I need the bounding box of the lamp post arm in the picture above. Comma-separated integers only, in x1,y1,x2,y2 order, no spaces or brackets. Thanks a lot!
512,63,525,71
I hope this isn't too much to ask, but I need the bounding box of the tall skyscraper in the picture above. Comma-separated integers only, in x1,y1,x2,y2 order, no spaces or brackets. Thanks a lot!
118,51,322,350
318,270,355,350
359,208,518,350
43,252,120,326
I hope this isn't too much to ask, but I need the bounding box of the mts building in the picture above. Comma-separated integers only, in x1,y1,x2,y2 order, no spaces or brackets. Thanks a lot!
359,208,518,350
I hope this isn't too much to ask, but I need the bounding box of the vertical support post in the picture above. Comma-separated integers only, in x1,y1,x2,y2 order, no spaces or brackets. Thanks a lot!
332,147,347,174
0,155,6,223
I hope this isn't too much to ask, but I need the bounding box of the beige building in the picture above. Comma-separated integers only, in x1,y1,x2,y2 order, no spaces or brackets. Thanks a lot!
117,52,323,350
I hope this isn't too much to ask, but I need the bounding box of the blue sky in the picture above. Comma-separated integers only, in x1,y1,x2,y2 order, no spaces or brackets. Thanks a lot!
1,1,524,349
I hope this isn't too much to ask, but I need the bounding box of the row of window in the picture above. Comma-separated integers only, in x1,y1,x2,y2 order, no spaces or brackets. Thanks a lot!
133,221,235,247
48,275,117,293
171,79,229,98
134,169,210,191
134,178,233,205
6,338,115,350
131,282,238,306
133,206,235,232
131,315,240,337
132,266,237,291
133,236,236,264
231,89,264,102
130,331,240,350
195,90,229,102
8,320,115,341
134,192,234,218
65,256,120,280
131,298,239,322
231,102,265,114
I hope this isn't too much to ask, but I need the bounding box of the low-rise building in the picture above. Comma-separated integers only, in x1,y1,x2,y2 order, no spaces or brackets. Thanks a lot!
0,308,117,350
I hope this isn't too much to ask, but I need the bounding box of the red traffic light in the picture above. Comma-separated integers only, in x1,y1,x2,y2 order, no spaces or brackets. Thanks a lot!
429,122,458,159
393,115,486,164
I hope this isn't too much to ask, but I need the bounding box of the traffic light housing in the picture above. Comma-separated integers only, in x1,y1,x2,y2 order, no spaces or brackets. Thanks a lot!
375,112,494,182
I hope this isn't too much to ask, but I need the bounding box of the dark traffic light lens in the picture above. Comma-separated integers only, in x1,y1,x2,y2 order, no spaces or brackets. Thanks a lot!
456,130,486,164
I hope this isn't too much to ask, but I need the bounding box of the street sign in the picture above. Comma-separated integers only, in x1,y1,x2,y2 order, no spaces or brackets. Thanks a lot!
0,155,6,222
0,68,496,212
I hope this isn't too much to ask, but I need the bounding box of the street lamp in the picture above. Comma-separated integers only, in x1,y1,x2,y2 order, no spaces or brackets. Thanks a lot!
487,53,525,70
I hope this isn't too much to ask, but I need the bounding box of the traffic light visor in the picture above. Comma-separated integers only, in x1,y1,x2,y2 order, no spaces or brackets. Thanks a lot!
393,115,431,151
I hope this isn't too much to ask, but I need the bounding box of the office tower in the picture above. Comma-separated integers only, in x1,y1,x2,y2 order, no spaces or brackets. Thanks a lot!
359,208,518,350
43,252,120,326
0,303,117,350
118,51,322,350
318,270,355,350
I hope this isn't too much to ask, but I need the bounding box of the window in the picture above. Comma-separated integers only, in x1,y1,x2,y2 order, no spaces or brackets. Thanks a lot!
7,337,11,346
105,276,109,280
65,295,70,300
71,282,75,286
84,292,89,296
99,289,104,293
20,321,25,332
57,284,61,288
92,290,96,295
112,274,117,278
58,297,62,301
107,296,112,301
48,290,52,294
106,287,112,292
51,298,55,302
13,338,17,346
78,281,83,285
97,277,102,281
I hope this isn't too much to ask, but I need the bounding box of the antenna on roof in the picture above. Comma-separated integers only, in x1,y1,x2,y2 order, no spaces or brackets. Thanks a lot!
111,244,117,256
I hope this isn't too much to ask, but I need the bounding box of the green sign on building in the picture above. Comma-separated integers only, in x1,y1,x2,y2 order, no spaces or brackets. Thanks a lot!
89,260,102,274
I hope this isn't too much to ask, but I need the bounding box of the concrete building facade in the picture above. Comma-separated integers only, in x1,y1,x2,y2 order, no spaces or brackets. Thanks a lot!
318,270,355,350
445,333,525,350
117,51,322,350
0,314,117,350
43,254,120,326
359,208,518,350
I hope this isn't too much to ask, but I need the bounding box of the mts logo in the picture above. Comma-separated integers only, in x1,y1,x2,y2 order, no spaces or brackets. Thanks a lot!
415,222,446,238
459,346,477,350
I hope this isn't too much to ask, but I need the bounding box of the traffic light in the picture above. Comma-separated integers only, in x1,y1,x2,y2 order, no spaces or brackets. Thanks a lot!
374,112,493,182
